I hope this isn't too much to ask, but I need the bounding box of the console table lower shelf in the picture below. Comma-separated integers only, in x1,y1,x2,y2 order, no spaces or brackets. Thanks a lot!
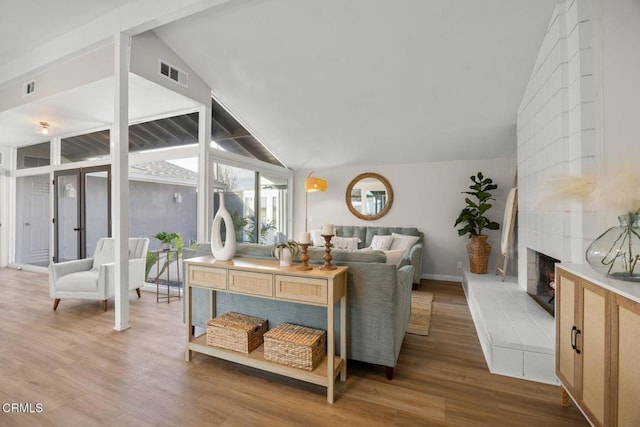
189,335,345,386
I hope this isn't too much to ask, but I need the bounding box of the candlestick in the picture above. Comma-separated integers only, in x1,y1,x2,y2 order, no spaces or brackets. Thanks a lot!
297,243,313,271
319,234,336,270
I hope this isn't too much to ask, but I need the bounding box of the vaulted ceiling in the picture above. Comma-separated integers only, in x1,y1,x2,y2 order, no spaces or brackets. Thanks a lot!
0,0,558,170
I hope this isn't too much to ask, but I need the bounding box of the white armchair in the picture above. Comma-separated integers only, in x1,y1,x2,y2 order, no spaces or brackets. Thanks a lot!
49,237,149,311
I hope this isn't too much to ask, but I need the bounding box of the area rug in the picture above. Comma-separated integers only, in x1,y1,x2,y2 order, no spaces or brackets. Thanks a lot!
407,291,433,336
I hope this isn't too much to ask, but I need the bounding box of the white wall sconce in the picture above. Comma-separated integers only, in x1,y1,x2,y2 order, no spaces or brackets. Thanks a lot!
174,192,182,203
65,183,77,198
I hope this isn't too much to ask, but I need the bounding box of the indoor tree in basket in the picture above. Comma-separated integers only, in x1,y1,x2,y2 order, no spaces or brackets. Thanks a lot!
454,172,500,274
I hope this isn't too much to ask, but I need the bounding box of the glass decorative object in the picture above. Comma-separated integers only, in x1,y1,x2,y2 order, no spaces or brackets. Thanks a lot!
585,214,640,282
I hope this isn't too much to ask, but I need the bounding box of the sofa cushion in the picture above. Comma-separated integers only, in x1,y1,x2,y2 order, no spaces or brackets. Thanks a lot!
334,226,367,248
383,249,406,267
307,247,386,263
364,227,421,248
370,235,393,250
56,270,100,292
390,233,420,255
332,236,360,251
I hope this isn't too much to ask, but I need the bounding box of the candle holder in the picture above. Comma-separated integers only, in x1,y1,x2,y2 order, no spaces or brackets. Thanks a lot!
297,243,313,271
319,235,336,270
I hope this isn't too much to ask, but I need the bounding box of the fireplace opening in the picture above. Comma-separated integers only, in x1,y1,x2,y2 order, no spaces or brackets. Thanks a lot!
528,251,560,316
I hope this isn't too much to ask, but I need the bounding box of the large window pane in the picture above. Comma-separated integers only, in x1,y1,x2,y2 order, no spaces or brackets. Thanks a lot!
15,174,50,266
61,130,110,163
17,142,50,169
259,174,288,243
213,164,256,243
129,158,198,250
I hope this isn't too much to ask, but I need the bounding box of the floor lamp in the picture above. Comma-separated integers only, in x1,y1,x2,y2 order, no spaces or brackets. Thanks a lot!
304,172,327,232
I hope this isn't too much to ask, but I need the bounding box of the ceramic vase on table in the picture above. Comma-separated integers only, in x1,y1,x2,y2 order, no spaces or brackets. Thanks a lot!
210,193,236,261
273,247,294,267
586,213,640,282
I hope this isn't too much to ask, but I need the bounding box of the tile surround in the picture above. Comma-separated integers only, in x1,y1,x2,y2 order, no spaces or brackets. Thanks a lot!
517,0,596,287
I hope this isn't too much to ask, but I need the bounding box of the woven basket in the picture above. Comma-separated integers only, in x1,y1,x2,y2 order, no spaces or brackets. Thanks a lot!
206,312,268,353
467,235,491,274
264,323,326,371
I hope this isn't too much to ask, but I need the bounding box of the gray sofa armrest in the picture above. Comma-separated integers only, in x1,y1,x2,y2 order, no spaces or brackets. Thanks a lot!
394,264,414,361
408,243,423,284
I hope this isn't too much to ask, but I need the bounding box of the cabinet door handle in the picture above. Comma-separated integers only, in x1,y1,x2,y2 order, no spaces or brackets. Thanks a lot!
571,326,577,351
574,328,581,354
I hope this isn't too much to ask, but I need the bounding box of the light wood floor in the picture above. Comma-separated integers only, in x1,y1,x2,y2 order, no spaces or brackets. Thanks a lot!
0,268,589,426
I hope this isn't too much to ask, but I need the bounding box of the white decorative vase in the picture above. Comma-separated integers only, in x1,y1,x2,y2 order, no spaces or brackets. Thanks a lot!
274,248,294,267
210,193,236,260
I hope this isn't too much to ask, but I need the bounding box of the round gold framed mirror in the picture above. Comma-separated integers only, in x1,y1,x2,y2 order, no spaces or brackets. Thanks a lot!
346,172,394,220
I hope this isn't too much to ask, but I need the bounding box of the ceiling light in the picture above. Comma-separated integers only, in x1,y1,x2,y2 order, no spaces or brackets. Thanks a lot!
40,121,50,135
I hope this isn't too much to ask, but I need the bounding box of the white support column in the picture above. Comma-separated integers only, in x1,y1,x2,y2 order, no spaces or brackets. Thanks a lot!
197,102,212,242
113,31,131,331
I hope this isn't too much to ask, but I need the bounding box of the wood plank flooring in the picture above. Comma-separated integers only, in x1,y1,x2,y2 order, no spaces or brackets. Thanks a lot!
0,268,589,426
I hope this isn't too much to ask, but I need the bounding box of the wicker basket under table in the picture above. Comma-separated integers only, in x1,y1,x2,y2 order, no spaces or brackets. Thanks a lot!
264,323,326,371
206,312,268,353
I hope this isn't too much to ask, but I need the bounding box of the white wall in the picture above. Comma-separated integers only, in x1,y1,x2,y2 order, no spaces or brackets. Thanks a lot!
0,44,113,113
599,0,640,191
517,0,640,291
517,0,598,290
130,31,211,106
294,158,516,280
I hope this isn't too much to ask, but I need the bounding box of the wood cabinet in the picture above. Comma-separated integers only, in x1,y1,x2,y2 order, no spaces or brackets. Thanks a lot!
184,256,348,403
556,265,640,426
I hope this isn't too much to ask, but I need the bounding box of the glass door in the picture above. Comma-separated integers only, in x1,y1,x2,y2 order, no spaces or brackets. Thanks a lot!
53,166,110,262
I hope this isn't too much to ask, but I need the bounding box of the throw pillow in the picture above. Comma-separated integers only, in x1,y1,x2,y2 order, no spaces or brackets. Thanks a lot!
311,229,324,246
389,233,420,255
369,234,393,250
383,249,406,267
332,236,360,251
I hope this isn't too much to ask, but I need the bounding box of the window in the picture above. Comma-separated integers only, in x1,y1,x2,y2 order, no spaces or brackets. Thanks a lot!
61,130,110,163
17,142,50,169
211,162,289,244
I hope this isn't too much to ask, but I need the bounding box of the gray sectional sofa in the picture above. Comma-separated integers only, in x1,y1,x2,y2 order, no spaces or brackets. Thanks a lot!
332,225,423,285
183,241,414,379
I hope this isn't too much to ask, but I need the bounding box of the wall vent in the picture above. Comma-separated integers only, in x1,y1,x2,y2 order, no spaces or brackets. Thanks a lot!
23,79,36,96
159,61,188,87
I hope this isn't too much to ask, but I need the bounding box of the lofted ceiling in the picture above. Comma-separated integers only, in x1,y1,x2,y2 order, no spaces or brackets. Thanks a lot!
0,0,558,170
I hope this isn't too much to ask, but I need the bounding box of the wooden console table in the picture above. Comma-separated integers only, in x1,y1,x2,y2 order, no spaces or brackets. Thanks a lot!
184,256,348,403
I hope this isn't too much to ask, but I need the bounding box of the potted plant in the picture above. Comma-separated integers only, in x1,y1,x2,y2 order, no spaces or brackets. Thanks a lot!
147,232,184,283
271,240,300,267
154,231,182,251
454,172,500,274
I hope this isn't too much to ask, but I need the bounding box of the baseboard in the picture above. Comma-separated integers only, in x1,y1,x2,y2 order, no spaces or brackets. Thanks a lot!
421,273,462,283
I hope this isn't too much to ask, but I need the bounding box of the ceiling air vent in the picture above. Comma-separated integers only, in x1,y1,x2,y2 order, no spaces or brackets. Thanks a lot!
159,61,188,87
23,79,36,96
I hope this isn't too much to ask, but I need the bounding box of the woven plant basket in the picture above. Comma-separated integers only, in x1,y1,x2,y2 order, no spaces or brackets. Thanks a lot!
264,323,326,371
467,235,491,274
206,312,268,353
